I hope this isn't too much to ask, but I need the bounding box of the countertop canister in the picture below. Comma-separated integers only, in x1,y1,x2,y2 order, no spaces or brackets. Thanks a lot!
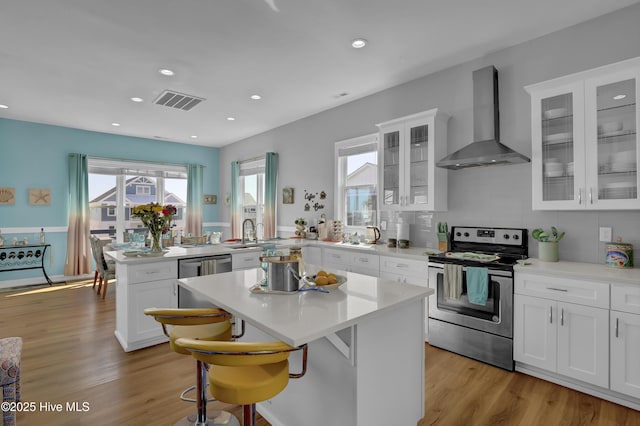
605,238,633,269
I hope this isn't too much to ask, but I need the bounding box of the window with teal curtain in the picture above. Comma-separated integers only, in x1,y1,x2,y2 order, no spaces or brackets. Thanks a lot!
231,154,277,239
65,153,92,275
264,152,278,239
186,164,204,236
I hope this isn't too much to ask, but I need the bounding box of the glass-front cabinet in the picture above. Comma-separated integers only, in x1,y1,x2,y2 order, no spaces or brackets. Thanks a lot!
526,57,640,210
377,108,449,211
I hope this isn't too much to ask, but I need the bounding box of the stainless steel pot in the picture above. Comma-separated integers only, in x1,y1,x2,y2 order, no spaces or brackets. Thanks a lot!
260,255,301,292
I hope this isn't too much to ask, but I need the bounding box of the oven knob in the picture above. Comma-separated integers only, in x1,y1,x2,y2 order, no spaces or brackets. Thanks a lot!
513,234,519,240
463,232,469,237
503,234,510,240
456,232,461,237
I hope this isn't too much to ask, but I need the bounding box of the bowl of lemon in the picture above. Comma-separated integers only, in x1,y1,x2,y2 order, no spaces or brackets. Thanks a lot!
302,270,347,290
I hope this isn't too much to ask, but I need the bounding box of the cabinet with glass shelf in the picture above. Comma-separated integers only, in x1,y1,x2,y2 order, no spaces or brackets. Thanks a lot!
376,108,449,211
526,57,640,210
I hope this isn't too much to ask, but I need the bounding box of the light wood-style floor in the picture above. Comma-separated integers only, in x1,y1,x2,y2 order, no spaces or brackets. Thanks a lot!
1,281,639,426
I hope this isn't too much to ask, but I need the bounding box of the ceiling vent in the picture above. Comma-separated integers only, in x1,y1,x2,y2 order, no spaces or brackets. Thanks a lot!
154,90,205,111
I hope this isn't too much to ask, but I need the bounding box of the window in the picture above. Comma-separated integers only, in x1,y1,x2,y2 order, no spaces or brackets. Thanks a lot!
335,134,378,228
88,158,187,241
240,159,265,238
136,185,151,195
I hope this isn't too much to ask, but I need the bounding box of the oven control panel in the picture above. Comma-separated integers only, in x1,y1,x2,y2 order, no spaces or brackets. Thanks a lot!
452,227,525,246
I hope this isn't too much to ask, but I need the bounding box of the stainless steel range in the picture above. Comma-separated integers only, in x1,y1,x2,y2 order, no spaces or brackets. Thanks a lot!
427,226,528,371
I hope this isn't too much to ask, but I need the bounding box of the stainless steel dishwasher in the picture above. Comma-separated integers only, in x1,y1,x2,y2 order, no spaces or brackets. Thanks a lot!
177,255,232,308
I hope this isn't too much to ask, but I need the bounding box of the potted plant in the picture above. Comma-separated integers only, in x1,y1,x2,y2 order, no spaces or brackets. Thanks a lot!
531,227,565,262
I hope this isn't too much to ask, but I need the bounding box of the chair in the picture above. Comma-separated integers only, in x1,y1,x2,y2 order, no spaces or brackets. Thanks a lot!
0,337,22,426
175,339,308,426
144,308,241,426
90,236,116,299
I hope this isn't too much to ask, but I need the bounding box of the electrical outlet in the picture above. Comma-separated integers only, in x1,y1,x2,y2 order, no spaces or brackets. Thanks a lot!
380,220,387,231
599,227,612,242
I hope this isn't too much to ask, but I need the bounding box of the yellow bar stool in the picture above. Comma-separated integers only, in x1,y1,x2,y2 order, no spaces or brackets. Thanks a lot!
144,308,245,426
175,339,308,426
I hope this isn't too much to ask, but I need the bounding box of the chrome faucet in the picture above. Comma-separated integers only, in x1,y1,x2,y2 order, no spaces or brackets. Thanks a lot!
242,218,256,245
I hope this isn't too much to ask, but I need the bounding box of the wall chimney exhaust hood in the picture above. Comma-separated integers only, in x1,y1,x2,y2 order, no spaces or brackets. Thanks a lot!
436,66,529,169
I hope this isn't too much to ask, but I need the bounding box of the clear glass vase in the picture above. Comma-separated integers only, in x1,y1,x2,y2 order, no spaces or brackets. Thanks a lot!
151,232,163,253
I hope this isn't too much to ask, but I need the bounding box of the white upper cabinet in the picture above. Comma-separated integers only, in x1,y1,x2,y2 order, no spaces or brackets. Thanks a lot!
526,57,640,210
376,108,449,211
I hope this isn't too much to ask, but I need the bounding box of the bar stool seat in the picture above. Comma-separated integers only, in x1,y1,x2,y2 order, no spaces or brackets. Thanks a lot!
144,308,239,426
175,339,308,426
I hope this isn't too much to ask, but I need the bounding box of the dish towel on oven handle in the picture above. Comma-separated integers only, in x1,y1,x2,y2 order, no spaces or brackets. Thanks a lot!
466,266,488,305
443,264,463,300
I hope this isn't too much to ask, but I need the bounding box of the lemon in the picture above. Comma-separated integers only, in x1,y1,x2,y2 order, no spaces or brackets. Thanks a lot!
315,276,329,285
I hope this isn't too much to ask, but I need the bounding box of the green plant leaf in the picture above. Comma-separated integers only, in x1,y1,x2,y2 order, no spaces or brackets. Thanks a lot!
531,228,543,241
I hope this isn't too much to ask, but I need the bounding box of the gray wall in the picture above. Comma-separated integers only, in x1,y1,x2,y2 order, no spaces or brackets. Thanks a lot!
220,4,640,266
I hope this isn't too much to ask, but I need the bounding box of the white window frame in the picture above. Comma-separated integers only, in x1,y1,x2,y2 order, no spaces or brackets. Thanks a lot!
136,185,151,195
239,158,266,232
334,133,378,232
88,158,187,242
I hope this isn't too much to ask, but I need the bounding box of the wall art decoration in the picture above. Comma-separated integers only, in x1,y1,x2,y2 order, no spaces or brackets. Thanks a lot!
0,187,16,205
29,188,51,205
303,189,326,211
203,194,217,204
282,187,294,204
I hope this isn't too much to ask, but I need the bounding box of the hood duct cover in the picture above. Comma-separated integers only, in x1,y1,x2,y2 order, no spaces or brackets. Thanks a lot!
437,66,529,169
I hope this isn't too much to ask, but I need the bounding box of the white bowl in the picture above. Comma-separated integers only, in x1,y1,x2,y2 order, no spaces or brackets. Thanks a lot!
544,108,567,119
599,121,623,134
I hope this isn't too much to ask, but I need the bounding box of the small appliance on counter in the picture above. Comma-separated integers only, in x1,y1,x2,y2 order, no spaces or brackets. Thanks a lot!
365,226,381,244
605,237,634,269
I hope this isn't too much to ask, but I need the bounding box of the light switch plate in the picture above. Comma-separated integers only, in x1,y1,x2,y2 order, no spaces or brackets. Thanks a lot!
599,227,612,242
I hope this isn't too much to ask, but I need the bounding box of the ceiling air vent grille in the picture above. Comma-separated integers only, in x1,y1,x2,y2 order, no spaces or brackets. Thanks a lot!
154,90,205,111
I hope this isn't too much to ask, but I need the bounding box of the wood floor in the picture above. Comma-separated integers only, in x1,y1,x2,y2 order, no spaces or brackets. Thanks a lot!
1,281,639,426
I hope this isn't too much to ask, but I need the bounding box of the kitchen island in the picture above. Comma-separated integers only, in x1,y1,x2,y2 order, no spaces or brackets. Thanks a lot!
179,268,433,426
106,240,434,352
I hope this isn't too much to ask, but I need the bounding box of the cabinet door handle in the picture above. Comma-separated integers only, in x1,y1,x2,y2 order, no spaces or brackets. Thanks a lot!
359,258,369,263
397,263,409,268
615,317,619,338
589,187,593,204
560,307,564,326
578,188,582,204
549,306,553,324
546,287,568,292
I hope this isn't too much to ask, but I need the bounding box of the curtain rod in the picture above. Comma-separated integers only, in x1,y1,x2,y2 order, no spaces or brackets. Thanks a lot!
78,154,205,168
240,155,265,164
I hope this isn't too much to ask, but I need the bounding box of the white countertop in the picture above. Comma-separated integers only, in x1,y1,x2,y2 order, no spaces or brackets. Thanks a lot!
106,238,436,264
178,268,433,347
515,259,640,286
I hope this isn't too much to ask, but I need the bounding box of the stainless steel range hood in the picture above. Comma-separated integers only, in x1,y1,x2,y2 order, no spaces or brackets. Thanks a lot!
437,66,529,169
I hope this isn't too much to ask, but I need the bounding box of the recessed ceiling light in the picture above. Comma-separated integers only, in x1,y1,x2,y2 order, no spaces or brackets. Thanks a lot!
250,94,262,100
159,68,175,76
613,94,627,100
111,122,121,127
351,38,367,48
0,104,8,109
226,117,236,121
130,97,144,103
190,135,198,139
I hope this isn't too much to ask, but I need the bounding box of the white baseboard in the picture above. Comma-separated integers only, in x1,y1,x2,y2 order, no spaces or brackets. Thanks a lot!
0,274,93,290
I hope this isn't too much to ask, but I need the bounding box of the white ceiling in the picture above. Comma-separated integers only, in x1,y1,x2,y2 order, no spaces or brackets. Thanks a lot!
1,0,638,147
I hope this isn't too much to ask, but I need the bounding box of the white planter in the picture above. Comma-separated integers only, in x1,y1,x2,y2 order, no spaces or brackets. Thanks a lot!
539,241,559,262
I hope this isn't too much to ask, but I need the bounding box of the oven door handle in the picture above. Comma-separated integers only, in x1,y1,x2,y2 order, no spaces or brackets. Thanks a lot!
428,263,512,278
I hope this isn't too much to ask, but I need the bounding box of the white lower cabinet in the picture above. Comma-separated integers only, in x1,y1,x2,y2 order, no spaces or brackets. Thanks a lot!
322,248,379,277
610,285,640,399
514,273,610,388
115,260,178,352
379,256,429,340
231,250,260,270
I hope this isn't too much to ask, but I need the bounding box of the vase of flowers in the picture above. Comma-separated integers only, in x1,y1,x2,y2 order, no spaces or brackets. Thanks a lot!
131,203,177,252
